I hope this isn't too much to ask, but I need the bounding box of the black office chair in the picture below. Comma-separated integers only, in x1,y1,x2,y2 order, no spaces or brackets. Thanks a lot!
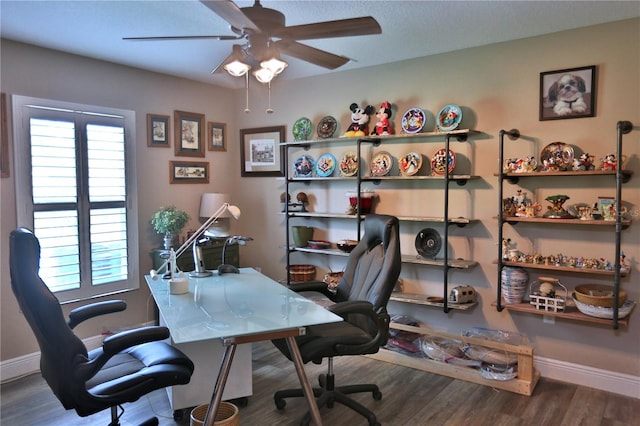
9,228,194,426
273,214,401,426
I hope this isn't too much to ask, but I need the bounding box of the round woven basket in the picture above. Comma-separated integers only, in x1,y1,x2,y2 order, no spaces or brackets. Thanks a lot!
190,402,239,426
288,264,316,282
574,284,627,308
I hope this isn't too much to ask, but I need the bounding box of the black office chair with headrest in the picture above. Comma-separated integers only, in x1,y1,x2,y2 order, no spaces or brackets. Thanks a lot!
9,227,194,426
273,214,401,426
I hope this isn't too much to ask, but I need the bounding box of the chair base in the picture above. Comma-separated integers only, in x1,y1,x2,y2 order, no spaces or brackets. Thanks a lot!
274,373,382,426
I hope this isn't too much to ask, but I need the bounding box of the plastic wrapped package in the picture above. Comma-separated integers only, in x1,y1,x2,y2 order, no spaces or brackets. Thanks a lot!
419,336,481,367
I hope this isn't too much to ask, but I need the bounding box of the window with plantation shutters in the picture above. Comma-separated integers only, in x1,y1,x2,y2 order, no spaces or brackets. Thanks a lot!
13,96,139,303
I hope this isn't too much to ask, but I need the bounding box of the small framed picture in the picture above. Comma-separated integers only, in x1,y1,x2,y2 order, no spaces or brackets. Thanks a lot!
147,114,170,147
540,65,596,121
1,93,9,178
240,125,286,177
169,160,209,184
208,122,226,151
174,110,205,157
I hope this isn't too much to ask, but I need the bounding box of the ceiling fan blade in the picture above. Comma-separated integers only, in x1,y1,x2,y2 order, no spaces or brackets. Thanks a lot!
276,40,350,70
124,35,240,41
275,17,381,40
200,0,260,33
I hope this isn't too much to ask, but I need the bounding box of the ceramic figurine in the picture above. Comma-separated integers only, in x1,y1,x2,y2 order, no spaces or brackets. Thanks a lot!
343,103,374,137
572,152,595,171
600,153,618,171
371,101,393,135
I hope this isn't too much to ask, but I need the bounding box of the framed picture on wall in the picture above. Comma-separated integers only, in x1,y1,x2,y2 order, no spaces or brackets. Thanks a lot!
540,65,596,121
174,110,205,157
208,122,226,151
240,125,286,177
1,93,9,178
147,114,170,147
169,160,209,184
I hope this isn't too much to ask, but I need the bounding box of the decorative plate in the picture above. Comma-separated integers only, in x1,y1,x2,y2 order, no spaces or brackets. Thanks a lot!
292,117,313,141
415,228,442,259
315,153,337,177
292,154,315,177
401,107,426,134
317,116,337,139
339,151,358,177
436,104,462,132
400,152,422,176
370,151,393,177
431,148,456,175
540,142,574,171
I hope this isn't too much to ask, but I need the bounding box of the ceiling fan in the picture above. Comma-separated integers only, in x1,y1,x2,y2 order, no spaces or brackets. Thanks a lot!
124,0,382,74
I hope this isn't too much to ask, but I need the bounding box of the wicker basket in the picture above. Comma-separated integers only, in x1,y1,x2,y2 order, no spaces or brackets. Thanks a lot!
288,264,316,282
574,284,627,308
529,277,567,312
190,402,239,426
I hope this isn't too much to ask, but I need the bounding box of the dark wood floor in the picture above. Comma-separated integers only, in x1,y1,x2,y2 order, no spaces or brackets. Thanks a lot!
1,341,638,425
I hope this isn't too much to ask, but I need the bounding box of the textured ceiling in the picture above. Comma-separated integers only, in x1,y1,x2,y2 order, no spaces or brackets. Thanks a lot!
1,1,639,89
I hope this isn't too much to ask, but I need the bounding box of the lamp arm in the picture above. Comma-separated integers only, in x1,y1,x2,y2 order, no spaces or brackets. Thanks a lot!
150,203,230,279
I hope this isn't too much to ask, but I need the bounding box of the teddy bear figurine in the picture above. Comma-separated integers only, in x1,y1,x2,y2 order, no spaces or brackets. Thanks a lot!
371,101,393,135
343,102,374,137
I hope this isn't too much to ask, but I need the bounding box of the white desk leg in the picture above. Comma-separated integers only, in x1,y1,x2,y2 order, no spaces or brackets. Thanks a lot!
285,336,323,426
203,344,237,426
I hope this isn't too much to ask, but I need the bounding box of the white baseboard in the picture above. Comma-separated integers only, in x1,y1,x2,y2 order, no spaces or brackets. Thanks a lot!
2,337,638,399
534,356,640,399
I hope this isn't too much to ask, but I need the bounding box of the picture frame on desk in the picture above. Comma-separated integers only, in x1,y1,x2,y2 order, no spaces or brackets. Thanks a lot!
170,160,209,184
147,113,170,148
174,110,205,157
240,125,285,177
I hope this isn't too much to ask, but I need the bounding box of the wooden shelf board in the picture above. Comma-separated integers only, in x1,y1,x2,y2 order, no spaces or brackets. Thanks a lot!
366,349,539,396
492,301,630,327
502,216,631,226
390,292,476,310
497,260,629,276
403,255,477,269
496,169,633,178
281,129,478,147
284,211,473,224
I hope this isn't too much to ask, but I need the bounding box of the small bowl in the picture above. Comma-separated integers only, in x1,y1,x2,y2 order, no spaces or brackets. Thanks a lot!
307,240,331,250
336,239,358,253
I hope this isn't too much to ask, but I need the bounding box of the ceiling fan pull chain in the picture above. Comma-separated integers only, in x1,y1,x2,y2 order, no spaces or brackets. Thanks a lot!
266,81,274,114
244,72,251,114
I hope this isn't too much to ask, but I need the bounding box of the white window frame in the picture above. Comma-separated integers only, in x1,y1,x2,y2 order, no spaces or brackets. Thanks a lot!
12,95,139,303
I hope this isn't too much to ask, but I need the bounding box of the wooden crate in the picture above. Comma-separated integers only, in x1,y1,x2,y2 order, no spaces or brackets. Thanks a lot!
366,323,539,396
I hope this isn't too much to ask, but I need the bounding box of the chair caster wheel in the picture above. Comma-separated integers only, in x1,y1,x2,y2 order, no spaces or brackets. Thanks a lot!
275,398,286,410
173,409,184,421
373,390,382,400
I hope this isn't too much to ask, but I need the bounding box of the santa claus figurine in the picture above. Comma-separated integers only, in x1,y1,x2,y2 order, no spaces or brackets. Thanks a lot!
371,101,393,135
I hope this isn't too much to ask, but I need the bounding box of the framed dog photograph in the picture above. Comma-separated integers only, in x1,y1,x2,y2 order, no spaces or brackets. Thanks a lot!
540,65,596,121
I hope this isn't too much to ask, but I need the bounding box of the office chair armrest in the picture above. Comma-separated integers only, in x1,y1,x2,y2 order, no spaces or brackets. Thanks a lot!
101,326,170,356
75,326,171,381
287,281,337,299
68,300,127,329
328,300,375,318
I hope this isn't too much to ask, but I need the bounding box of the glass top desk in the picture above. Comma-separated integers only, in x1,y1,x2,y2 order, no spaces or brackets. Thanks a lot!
145,268,341,426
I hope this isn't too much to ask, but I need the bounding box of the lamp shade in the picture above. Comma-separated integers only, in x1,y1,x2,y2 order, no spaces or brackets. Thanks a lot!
200,193,231,218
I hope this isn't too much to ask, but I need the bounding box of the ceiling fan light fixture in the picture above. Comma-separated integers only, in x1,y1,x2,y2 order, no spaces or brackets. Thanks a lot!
260,56,288,76
224,60,251,77
253,66,275,84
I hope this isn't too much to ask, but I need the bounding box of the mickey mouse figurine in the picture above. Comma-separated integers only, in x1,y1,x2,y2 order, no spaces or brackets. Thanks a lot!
343,102,375,137
371,101,393,135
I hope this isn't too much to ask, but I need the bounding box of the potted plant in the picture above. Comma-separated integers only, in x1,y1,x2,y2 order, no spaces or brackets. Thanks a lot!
151,206,190,250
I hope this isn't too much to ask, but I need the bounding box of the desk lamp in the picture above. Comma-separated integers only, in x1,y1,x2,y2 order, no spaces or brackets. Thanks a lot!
218,236,254,275
150,201,241,280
